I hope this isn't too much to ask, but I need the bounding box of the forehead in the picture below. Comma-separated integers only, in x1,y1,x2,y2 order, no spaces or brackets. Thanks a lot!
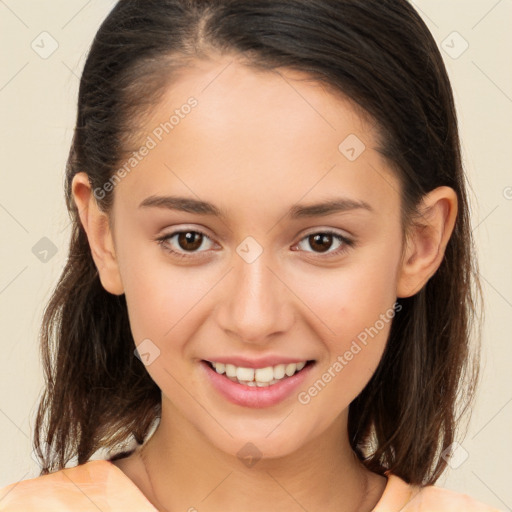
113,56,400,221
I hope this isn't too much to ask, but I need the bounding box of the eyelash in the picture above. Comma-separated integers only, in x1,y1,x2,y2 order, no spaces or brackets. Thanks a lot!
155,229,355,260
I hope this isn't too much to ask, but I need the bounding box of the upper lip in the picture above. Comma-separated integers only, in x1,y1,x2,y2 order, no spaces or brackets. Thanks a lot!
203,356,314,369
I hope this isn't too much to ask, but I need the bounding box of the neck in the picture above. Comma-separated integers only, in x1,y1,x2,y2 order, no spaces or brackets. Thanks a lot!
138,398,384,512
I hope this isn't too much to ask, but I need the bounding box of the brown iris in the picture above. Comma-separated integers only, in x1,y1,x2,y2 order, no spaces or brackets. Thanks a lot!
177,231,203,251
308,233,334,253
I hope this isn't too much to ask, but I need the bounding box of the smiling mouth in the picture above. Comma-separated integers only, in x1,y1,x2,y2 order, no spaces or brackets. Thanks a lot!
202,359,316,387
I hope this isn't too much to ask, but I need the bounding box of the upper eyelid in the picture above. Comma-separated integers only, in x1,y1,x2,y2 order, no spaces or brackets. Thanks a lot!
159,226,352,239
298,227,352,239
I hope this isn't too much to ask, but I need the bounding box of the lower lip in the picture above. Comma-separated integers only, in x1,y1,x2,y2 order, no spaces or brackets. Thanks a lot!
200,360,315,408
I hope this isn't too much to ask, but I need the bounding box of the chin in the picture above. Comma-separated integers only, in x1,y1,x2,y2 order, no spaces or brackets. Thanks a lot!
202,422,315,465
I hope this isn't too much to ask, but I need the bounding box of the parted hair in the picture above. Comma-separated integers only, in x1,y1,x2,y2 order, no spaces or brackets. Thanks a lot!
33,0,481,485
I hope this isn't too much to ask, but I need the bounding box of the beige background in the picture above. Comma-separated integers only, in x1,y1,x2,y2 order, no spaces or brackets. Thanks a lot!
0,0,511,509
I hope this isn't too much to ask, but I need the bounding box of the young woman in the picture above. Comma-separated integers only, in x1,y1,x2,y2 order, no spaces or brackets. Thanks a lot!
0,0,500,510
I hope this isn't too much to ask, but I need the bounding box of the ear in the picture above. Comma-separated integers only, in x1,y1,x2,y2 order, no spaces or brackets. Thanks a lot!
71,172,124,295
397,186,458,298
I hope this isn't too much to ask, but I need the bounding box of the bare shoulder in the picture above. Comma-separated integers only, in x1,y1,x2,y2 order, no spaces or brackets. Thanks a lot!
0,460,114,511
0,453,157,511
402,480,504,512
413,484,503,512
375,473,503,512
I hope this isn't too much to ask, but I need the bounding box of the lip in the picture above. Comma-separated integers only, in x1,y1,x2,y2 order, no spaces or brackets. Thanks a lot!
200,359,315,408
202,355,312,369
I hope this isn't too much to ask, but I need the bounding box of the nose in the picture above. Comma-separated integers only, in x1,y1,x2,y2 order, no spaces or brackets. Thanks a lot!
216,248,295,346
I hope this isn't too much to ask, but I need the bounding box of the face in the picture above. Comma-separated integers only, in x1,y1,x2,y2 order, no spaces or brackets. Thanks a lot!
106,56,405,459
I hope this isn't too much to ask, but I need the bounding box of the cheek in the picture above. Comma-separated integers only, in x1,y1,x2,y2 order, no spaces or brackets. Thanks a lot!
295,317,391,434
116,232,211,350
291,246,401,410
120,256,218,393
294,245,400,343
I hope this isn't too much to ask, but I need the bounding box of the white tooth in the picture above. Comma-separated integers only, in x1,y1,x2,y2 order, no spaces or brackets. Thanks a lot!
255,366,274,383
216,361,306,384
285,363,298,377
256,381,270,387
273,364,286,379
237,367,255,381
214,362,225,374
225,364,237,377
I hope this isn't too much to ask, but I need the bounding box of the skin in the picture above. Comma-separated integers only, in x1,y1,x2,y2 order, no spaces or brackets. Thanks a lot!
72,55,457,512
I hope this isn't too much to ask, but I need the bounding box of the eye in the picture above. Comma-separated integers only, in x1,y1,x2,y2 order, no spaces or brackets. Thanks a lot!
156,228,355,261
294,230,355,257
156,229,216,259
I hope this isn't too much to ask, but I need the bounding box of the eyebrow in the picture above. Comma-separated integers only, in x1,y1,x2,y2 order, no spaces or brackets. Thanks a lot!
138,195,374,219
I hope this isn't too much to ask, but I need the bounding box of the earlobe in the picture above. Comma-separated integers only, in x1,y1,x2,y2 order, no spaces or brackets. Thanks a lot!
71,172,124,296
397,186,458,298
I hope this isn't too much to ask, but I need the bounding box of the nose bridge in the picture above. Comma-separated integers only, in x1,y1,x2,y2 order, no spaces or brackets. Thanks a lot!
219,239,293,343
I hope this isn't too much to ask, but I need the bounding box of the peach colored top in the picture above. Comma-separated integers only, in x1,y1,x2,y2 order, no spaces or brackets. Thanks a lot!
0,459,502,511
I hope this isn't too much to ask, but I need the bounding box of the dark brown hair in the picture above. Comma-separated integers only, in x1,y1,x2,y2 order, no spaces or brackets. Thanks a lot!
33,0,481,485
